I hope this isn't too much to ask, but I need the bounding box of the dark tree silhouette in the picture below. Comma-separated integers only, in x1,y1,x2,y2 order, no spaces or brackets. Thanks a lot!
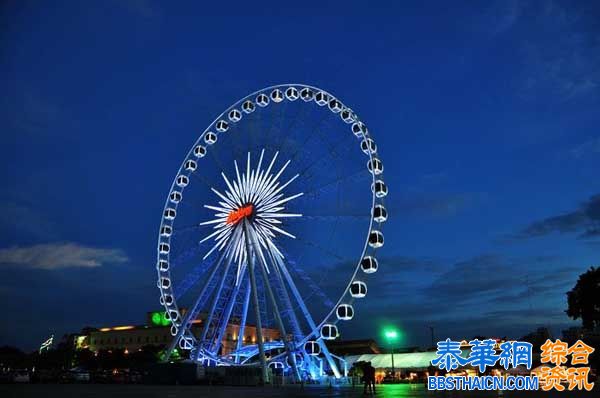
0,346,29,369
566,266,600,329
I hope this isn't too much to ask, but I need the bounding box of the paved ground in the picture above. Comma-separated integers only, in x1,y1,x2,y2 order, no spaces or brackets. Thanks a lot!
0,383,595,398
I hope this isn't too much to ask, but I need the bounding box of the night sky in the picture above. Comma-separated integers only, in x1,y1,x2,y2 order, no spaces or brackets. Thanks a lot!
1,1,599,351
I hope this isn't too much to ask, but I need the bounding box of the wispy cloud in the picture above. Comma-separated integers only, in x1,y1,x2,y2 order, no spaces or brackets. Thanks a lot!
514,194,600,240
485,0,524,36
389,192,475,219
121,0,162,19
346,252,581,343
516,2,599,101
569,137,600,159
0,243,128,270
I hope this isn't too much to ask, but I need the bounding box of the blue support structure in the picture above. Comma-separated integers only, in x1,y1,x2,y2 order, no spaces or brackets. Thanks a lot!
164,246,229,360
197,249,236,359
234,278,251,363
248,225,301,382
269,245,342,378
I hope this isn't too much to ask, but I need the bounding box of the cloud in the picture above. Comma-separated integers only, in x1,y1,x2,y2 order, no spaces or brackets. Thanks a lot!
0,243,128,270
421,254,574,305
570,137,600,159
390,192,474,218
485,0,523,36
515,2,600,101
347,252,581,345
356,253,579,323
515,194,600,240
122,0,162,19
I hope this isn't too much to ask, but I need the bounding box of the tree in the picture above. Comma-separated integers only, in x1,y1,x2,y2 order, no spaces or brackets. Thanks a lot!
566,266,600,329
0,346,29,369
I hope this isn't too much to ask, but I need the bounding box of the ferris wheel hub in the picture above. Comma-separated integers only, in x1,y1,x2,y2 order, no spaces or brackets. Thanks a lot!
226,204,255,225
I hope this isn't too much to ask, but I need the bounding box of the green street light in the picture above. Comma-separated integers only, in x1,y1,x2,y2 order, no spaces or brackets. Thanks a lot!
383,328,399,381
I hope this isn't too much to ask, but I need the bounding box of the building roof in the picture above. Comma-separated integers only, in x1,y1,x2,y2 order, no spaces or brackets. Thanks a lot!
325,339,381,355
345,351,468,370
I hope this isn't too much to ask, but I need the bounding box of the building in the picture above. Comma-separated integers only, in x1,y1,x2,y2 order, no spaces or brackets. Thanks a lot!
75,310,280,356
326,339,381,356
345,352,445,382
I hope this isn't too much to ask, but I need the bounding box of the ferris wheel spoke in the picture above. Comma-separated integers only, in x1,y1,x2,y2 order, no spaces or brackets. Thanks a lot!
301,167,366,199
294,213,369,221
295,236,347,263
234,276,252,362
265,241,342,378
165,241,232,360
295,132,355,185
208,267,247,355
284,103,334,166
257,173,299,207
275,246,336,310
264,95,287,156
262,95,308,160
247,223,301,381
171,222,206,234
197,241,237,353
188,169,220,195
172,249,220,299
264,245,305,340
253,158,291,206
169,226,212,270
260,192,304,213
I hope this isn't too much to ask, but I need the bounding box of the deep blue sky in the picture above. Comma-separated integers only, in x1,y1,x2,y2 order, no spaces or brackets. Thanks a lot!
1,0,599,350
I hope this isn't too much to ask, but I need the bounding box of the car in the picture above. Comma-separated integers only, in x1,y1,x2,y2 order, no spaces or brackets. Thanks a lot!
33,369,60,383
58,369,90,383
72,370,90,382
91,369,113,383
13,370,30,383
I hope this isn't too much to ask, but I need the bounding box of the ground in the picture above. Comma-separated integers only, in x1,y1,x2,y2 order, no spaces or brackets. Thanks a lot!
0,384,596,398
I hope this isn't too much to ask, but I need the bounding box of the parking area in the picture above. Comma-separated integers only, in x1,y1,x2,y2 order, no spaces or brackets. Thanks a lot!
0,383,595,398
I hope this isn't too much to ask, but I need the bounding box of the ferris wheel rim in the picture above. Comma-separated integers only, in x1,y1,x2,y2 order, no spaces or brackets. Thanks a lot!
155,83,386,363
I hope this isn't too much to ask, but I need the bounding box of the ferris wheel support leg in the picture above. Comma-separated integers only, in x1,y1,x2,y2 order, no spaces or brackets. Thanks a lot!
235,277,251,363
197,247,236,358
248,225,301,383
164,246,229,361
266,247,315,377
210,271,246,355
243,221,268,384
269,246,342,379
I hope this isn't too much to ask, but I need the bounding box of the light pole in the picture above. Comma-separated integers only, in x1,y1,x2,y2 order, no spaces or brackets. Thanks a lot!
384,329,398,381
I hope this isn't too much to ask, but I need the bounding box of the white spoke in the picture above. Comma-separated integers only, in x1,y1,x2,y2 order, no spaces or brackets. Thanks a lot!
199,150,303,337
262,192,304,211
204,204,231,213
211,188,236,209
199,218,228,226
269,225,296,239
259,212,302,218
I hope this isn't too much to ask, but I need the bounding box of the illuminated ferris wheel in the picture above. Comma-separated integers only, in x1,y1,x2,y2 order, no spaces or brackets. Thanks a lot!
155,84,387,381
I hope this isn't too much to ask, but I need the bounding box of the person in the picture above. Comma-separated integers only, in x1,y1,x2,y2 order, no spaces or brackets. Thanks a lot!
363,362,376,394
367,362,376,394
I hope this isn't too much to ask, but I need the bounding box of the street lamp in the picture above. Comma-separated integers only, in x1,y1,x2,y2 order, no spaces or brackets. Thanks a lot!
384,329,399,381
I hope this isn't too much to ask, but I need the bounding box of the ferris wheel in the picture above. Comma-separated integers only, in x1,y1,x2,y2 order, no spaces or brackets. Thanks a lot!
155,84,387,381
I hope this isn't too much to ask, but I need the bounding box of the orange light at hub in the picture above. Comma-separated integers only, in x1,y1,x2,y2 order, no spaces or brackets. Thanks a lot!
226,204,254,225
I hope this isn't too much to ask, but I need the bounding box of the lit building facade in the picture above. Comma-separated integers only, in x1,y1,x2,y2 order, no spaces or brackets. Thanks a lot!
76,310,280,355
